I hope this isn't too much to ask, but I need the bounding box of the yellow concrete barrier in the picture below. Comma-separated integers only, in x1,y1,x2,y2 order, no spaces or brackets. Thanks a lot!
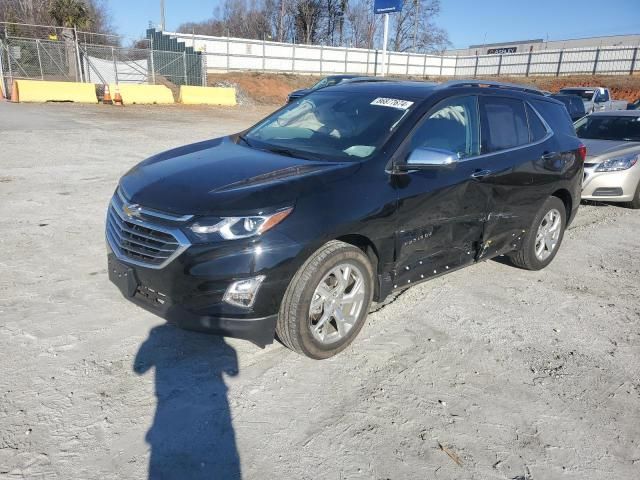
13,80,98,103
179,86,237,106
110,84,174,105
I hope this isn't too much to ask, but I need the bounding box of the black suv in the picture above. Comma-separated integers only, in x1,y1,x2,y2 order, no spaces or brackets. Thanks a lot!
107,80,584,359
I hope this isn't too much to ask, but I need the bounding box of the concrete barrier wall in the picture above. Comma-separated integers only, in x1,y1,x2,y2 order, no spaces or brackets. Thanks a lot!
179,86,236,106
110,84,174,104
13,80,98,103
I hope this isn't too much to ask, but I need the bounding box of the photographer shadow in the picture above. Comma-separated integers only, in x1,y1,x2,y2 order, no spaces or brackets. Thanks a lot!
134,324,241,480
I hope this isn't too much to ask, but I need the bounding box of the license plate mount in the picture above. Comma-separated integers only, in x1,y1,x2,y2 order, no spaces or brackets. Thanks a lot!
108,257,138,298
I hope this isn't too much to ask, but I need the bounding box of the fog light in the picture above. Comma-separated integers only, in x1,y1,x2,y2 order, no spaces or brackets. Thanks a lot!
223,276,265,308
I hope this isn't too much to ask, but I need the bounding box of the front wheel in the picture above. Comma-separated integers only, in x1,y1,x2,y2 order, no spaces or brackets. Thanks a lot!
508,196,567,271
276,240,374,359
628,180,640,209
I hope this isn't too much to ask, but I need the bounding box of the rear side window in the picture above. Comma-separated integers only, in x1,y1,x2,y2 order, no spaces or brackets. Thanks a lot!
526,104,548,142
530,99,576,137
480,97,529,153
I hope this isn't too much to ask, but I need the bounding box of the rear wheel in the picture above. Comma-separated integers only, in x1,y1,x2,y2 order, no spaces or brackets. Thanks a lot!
276,240,374,359
509,196,566,271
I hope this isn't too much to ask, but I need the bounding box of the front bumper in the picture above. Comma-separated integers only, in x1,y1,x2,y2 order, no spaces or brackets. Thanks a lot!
107,234,302,346
582,162,640,202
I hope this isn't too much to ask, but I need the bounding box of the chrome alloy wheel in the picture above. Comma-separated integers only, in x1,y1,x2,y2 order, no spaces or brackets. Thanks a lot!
309,263,366,345
535,208,562,261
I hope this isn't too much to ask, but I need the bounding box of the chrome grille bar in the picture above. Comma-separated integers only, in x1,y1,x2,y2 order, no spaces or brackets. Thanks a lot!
106,192,191,269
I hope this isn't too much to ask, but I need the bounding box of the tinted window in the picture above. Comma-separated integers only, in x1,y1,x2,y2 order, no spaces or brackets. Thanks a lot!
575,115,640,141
530,99,576,137
410,95,480,158
481,97,529,153
560,89,594,101
526,104,547,142
246,91,416,161
550,95,585,117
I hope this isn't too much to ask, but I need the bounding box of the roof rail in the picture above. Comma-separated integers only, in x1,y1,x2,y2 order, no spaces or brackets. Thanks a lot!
441,80,544,96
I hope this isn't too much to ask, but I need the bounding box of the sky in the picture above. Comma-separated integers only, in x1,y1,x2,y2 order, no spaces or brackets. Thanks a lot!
111,0,640,48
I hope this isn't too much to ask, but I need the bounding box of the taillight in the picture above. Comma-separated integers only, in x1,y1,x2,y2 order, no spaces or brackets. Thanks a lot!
577,144,587,162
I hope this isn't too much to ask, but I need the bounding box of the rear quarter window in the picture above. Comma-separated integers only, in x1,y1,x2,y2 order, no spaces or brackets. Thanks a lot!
480,97,529,153
526,104,548,142
530,99,577,137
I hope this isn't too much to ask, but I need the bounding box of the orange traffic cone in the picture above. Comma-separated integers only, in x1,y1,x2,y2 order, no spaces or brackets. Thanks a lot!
103,84,113,105
10,80,19,103
113,85,123,106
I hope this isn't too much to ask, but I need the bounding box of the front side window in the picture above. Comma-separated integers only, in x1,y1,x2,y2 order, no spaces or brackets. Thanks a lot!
410,95,480,159
244,92,416,161
595,89,610,102
481,97,529,153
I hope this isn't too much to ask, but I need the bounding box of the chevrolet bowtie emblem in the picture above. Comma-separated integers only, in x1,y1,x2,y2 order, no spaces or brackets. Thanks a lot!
123,203,142,218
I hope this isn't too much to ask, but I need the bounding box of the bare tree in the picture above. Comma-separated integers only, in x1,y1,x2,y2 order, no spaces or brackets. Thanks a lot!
389,0,449,52
175,0,449,51
344,0,375,48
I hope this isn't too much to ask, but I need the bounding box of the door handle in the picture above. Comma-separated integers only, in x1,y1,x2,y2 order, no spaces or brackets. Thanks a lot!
470,169,492,180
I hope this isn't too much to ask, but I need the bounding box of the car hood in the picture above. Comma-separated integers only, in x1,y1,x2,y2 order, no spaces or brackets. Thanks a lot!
289,89,310,98
119,136,357,216
581,139,640,163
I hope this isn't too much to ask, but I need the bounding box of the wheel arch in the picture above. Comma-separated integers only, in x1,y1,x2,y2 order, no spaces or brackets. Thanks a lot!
551,188,573,223
335,234,379,269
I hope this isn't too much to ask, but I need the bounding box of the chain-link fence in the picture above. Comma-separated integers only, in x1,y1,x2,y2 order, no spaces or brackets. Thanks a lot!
0,23,205,98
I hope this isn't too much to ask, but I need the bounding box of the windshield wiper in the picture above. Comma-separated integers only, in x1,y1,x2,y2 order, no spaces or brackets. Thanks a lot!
237,134,253,148
263,146,301,159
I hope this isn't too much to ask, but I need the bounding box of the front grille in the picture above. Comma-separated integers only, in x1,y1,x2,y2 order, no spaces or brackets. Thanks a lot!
106,192,190,269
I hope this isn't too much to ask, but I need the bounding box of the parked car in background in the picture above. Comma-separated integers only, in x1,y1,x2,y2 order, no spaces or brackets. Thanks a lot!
550,94,587,121
558,87,628,114
286,75,383,103
576,110,640,208
627,98,640,110
107,80,584,359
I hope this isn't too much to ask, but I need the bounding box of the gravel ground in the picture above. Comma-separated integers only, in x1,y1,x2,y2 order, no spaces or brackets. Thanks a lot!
0,102,638,480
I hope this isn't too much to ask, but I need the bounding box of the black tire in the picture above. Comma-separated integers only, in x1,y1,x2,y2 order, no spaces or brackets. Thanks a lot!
628,181,640,209
508,196,567,271
276,240,374,359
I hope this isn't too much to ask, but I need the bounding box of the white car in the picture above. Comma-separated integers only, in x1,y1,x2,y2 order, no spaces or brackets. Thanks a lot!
577,111,640,208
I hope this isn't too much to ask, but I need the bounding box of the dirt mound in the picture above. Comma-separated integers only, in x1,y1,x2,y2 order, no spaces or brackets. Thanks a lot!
208,72,322,105
208,72,640,106
473,75,640,103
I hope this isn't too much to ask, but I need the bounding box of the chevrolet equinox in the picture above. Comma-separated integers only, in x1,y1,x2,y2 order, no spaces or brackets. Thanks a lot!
107,80,584,359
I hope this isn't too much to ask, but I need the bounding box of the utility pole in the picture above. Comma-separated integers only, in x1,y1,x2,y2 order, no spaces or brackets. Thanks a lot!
413,0,419,51
278,0,286,42
160,0,166,31
381,13,389,76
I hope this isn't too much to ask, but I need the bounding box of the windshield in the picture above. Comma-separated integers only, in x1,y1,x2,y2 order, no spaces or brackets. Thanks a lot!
575,115,640,141
243,91,416,161
559,89,595,101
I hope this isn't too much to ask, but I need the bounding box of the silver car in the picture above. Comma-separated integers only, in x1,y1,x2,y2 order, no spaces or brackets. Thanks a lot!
576,111,640,208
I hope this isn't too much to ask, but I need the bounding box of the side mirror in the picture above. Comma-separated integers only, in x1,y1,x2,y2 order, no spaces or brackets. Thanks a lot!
405,147,459,168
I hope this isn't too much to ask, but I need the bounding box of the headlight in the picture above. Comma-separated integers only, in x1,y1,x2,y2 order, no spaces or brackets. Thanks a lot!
596,153,639,172
190,207,293,240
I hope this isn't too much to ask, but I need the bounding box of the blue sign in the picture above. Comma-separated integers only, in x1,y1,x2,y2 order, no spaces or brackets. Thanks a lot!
374,0,403,14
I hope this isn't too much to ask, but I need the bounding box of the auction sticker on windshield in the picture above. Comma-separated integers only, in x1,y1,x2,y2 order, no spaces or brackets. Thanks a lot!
371,97,414,110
